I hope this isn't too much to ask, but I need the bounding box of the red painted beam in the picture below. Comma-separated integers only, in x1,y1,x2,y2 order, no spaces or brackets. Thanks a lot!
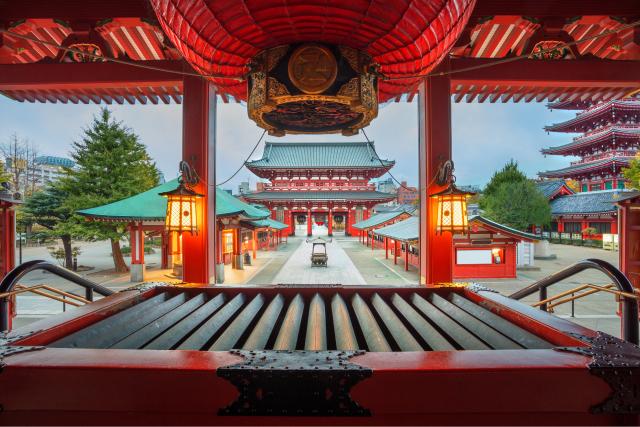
0,60,183,90
448,58,640,87
0,0,153,21
471,0,640,18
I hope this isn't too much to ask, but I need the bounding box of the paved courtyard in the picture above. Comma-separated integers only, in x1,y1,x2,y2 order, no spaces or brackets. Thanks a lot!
11,237,629,338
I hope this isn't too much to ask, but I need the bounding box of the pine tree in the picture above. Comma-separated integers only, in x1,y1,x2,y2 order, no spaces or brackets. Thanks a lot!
20,183,76,268
480,161,550,230
622,154,640,189
60,108,160,272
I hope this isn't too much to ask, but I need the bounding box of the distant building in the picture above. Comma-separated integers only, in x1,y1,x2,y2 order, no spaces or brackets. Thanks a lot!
256,182,266,193
397,181,418,205
376,178,396,194
33,156,75,184
238,181,250,195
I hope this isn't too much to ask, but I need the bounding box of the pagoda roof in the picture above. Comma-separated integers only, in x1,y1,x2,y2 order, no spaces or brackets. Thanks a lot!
535,180,575,200
541,127,640,155
550,190,635,216
78,179,268,222
545,100,640,133
539,157,631,178
242,191,396,203
245,142,394,171
352,210,413,231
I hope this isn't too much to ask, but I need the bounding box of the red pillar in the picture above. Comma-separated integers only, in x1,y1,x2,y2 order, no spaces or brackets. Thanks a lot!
611,217,618,234
328,208,333,236
404,242,409,271
252,230,257,259
418,64,453,285
557,219,564,233
182,75,216,284
385,237,389,259
129,223,138,265
394,240,399,265
138,222,145,265
307,208,312,236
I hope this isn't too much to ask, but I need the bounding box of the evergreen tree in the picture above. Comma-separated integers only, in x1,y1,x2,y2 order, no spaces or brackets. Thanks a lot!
482,180,551,231
479,159,527,209
480,160,550,231
20,184,76,268
60,108,160,272
622,154,640,189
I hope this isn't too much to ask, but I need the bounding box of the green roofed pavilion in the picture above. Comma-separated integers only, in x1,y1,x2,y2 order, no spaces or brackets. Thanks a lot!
353,210,413,230
374,216,419,242
78,179,269,222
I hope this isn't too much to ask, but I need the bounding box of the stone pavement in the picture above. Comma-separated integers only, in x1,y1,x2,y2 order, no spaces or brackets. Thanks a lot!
270,236,366,285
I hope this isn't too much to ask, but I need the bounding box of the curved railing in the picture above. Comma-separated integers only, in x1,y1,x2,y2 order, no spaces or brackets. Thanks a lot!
509,258,639,345
0,260,115,331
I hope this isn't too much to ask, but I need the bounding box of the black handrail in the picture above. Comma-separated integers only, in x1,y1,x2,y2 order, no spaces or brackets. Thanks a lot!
509,258,639,345
0,260,115,331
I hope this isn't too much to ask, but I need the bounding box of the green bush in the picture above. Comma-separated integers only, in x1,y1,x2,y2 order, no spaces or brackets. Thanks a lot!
120,245,155,256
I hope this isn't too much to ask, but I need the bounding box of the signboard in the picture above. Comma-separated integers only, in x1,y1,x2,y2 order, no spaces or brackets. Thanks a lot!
571,233,582,240
550,232,559,239
456,249,492,265
602,234,619,251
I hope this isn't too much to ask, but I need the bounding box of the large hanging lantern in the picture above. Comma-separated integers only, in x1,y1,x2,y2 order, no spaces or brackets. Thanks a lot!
430,161,474,234
149,0,477,134
160,162,203,235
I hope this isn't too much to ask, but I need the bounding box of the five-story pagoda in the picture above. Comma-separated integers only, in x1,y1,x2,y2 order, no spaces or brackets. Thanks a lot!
243,141,396,237
540,99,640,191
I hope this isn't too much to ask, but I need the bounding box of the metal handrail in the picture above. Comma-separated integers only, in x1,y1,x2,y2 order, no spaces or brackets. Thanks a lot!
0,260,114,331
532,284,617,311
1,284,91,307
509,258,639,345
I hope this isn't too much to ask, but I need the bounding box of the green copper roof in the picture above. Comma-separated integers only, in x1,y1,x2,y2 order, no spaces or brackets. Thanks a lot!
243,191,396,202
246,218,288,230
78,179,268,222
245,142,394,169
352,210,411,230
373,216,419,242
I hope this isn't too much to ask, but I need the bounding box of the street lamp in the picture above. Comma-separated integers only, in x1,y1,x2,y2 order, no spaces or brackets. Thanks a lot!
160,161,203,235
430,160,474,234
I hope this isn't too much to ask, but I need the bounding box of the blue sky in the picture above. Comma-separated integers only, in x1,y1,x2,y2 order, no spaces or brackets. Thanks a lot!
0,95,577,192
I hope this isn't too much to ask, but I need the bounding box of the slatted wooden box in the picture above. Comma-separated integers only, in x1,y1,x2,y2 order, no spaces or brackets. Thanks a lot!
0,285,636,425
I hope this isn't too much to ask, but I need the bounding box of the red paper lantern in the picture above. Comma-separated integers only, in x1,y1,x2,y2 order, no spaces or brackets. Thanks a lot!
150,0,476,102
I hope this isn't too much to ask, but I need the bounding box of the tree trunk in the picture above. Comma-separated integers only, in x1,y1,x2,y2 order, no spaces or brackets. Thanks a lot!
111,238,129,272
61,235,73,269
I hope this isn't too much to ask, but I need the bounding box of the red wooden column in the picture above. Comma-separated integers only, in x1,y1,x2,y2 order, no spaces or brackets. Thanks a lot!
418,64,453,285
252,230,257,259
394,240,399,265
328,207,333,236
404,243,409,271
385,237,389,259
182,75,216,284
307,208,312,236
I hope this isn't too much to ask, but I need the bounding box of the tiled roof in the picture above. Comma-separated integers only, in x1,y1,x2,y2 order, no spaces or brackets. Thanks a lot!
244,218,288,230
541,127,640,155
535,180,574,199
352,210,412,230
550,190,635,215
373,216,419,242
245,142,394,169
78,179,268,222
539,157,631,178
373,204,417,214
545,100,640,133
469,215,539,241
243,191,396,202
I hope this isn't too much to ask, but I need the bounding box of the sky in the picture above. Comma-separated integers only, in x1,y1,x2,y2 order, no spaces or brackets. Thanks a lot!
0,95,578,192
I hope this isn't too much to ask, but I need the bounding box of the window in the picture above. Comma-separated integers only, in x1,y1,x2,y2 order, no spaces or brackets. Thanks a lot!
605,180,613,190
590,183,602,191
563,222,582,233
589,222,611,234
